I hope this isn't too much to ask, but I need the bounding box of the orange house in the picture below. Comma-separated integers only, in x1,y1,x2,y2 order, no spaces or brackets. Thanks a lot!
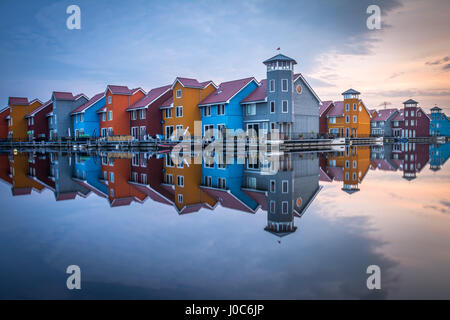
99,85,146,138
0,107,9,140
7,97,43,141
341,89,371,138
161,77,217,139
162,154,217,214
9,153,45,196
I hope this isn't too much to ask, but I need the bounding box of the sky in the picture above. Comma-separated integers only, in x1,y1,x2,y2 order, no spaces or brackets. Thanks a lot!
0,0,449,112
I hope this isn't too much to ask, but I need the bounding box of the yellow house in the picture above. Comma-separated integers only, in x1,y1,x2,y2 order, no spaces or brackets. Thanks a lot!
9,153,45,196
161,77,217,139
8,97,43,141
341,89,371,138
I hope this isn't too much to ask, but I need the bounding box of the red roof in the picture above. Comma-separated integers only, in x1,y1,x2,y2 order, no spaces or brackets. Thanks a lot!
160,96,173,108
56,192,77,201
107,85,145,95
319,100,334,116
371,108,398,122
172,77,216,89
53,92,75,100
126,85,171,111
200,186,257,214
25,100,52,118
8,97,29,105
241,79,267,103
326,101,345,117
12,187,32,196
71,93,104,114
198,77,257,106
0,106,9,115
371,159,396,171
392,110,404,121
319,167,333,182
129,182,173,206
110,197,133,207
96,106,106,113
242,189,267,211
326,167,344,181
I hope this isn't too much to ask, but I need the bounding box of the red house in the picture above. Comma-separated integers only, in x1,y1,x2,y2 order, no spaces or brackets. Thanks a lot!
0,107,9,140
402,99,430,138
126,84,172,139
319,100,334,136
24,100,53,141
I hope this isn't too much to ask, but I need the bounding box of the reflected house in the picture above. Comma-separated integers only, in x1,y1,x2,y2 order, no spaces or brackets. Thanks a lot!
370,144,397,171
0,107,10,140
7,97,43,141
72,154,108,199
8,153,45,196
70,93,106,139
162,154,217,214
401,99,430,138
25,100,53,141
429,143,450,171
199,154,259,214
99,85,146,138
241,54,321,140
370,108,399,137
126,85,172,140
430,106,450,137
26,152,55,192
198,77,259,137
48,92,88,140
401,143,429,180
0,153,13,186
161,77,217,140
100,155,146,207
242,153,321,238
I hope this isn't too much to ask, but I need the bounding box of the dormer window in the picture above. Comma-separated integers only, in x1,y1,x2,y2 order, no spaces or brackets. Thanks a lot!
176,90,182,99
108,96,112,104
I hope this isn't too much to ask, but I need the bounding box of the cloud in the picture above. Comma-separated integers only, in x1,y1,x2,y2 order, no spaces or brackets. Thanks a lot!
425,56,450,65
442,64,450,71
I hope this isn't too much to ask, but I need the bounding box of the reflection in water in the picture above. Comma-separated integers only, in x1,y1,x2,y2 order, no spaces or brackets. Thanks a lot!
0,143,449,299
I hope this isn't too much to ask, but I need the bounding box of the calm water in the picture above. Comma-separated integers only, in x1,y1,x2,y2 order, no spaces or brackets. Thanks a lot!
0,143,449,299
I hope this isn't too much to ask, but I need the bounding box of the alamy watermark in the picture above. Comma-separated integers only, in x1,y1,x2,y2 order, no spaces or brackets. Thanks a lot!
66,265,81,290
66,5,81,30
366,5,381,30
366,265,381,290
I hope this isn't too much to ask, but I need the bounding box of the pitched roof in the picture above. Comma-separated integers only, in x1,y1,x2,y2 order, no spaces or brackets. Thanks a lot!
172,77,217,89
431,106,442,112
242,189,268,211
319,100,334,116
326,101,345,117
106,85,145,95
198,77,257,106
126,85,171,111
71,93,104,115
241,79,267,103
0,106,9,115
403,99,418,104
160,96,173,108
25,100,52,118
200,186,258,214
342,88,360,95
96,106,106,113
263,53,297,65
293,73,322,103
392,110,404,121
8,97,29,105
53,92,75,100
371,108,398,122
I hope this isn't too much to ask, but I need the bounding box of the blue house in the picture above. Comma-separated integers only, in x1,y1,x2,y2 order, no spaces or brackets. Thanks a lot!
430,106,450,136
429,143,450,171
70,92,106,138
198,77,259,138
199,155,259,214
72,154,108,198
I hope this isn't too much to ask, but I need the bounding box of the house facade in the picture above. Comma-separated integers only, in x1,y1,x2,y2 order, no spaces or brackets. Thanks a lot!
319,101,334,136
391,110,405,137
25,100,53,141
402,99,430,138
325,101,345,137
199,77,258,138
99,85,146,138
161,78,217,140
71,92,106,139
0,107,9,140
126,85,172,139
430,106,450,136
48,92,88,140
341,89,371,138
7,97,43,141
370,108,398,137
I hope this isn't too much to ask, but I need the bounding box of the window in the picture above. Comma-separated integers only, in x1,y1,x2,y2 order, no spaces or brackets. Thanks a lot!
345,115,350,123
269,79,275,92
176,89,182,98
270,180,276,193
204,106,211,117
282,180,288,193
132,172,138,182
345,160,349,168
406,111,408,117
270,201,275,214
353,160,357,168
247,177,256,189
270,101,275,113
282,201,288,214
140,109,146,119
140,126,146,138
353,103,357,111
353,115,357,123
166,174,173,184
109,172,114,183
204,176,212,187
131,111,137,120
141,173,147,184
411,111,415,117
352,172,357,180
177,175,184,187
217,104,225,115
281,79,288,92
178,194,183,203
108,127,113,136
405,120,409,126
218,178,226,189
108,111,113,121
247,103,256,115
176,125,183,137
345,172,349,180
282,100,288,113
329,117,336,124
411,120,414,126
176,106,183,117
101,113,106,121
108,96,112,104
110,188,114,197
80,114,84,122
346,104,349,111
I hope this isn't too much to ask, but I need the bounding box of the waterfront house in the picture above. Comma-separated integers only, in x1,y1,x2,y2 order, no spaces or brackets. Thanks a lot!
401,143,429,180
429,143,450,171
161,77,217,140
25,100,53,141
9,153,45,196
99,85,146,138
240,54,321,140
70,92,106,139
7,97,43,141
319,101,334,136
324,101,345,137
48,92,88,140
72,154,108,199
341,89,372,138
0,107,9,140
370,108,399,137
126,85,172,139
430,106,450,136
391,110,405,137
402,99,430,138
198,77,259,138
27,152,56,193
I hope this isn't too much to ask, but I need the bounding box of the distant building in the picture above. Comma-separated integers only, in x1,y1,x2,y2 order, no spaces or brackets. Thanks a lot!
341,89,372,138
370,108,399,136
25,100,53,141
430,106,450,136
7,97,43,141
71,92,106,139
391,110,405,137
402,99,430,138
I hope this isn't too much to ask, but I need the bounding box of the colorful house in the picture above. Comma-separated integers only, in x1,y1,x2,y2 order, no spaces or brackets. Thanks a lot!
401,143,429,180
24,100,53,141
0,107,9,140
370,108,399,137
319,101,334,136
7,97,43,141
70,92,106,139
324,101,345,137
27,152,56,193
341,89,371,138
241,54,321,140
48,92,88,140
99,85,146,138
429,143,450,171
391,110,405,137
9,153,45,196
72,154,108,199
161,78,217,140
401,99,430,138
198,77,259,138
430,106,450,136
126,85,172,139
